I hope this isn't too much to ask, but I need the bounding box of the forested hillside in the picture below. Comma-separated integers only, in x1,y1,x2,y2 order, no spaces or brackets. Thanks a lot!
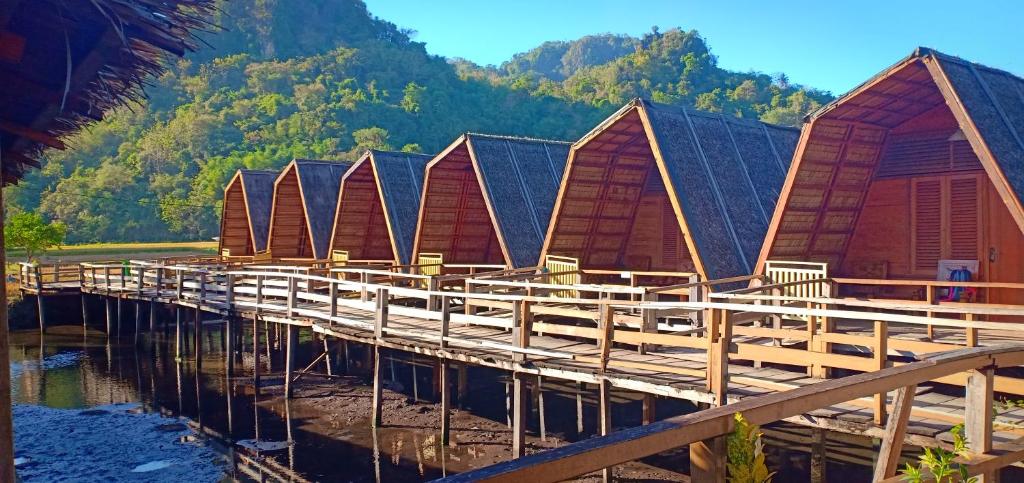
10,0,832,243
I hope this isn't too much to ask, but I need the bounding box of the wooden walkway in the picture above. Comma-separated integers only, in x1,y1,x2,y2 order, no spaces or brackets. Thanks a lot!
25,261,1024,480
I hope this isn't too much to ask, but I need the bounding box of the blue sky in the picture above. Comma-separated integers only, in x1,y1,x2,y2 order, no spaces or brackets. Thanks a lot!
363,0,1022,95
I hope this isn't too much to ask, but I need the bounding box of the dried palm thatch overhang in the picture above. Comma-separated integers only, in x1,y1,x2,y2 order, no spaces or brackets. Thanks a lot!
0,0,217,184
412,133,571,269
756,48,1024,303
267,159,353,260
329,150,432,265
540,98,798,283
219,169,278,257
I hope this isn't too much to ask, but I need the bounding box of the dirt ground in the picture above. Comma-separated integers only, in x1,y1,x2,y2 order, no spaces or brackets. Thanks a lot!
255,377,690,481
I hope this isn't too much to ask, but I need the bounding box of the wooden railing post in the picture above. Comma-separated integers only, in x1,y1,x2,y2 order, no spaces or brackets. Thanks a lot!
176,270,184,301
925,285,936,340
428,277,439,311
104,266,111,294
136,265,144,297
154,267,164,298
966,313,979,347
439,296,451,350
287,276,297,317
687,274,701,326
511,300,533,363
464,281,476,316
199,272,207,305
640,289,657,354
77,265,85,289
966,366,995,482
255,275,264,315
705,308,730,406
329,280,338,325
374,288,389,340
225,274,235,310
598,303,614,372
807,301,818,377
360,272,370,302
873,319,888,425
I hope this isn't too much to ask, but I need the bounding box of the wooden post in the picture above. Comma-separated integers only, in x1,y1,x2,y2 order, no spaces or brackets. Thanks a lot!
428,277,439,312
688,274,702,326
136,265,144,297
116,295,123,338
225,274,235,311
105,297,114,337
576,382,585,436
966,367,995,482
457,364,468,409
642,394,656,425
134,301,141,345
440,359,452,446
329,280,338,325
707,309,731,406
371,346,384,427
599,379,612,482
925,286,935,340
176,270,184,301
322,336,334,377
512,371,529,457
175,306,183,360
284,324,297,398
511,300,530,362
873,384,917,481
374,288,389,340
255,275,264,315
287,276,297,317
155,267,163,298
874,320,888,425
598,303,614,372
439,296,451,349
148,301,156,333
690,436,726,483
0,187,15,483
360,272,370,302
34,267,45,331
536,376,547,442
253,315,261,395
194,307,203,369
639,289,656,354
464,282,475,316
225,316,234,376
81,294,88,329
810,428,827,483
966,313,979,347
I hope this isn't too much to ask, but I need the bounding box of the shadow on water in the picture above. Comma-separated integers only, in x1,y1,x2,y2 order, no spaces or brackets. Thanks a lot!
13,301,1004,482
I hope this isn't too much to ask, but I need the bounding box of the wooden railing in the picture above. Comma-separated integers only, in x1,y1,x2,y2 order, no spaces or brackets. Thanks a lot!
440,344,1024,482
18,262,81,290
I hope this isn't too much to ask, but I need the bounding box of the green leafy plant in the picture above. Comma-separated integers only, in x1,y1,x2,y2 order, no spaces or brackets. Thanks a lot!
4,212,66,261
727,412,773,483
900,423,976,483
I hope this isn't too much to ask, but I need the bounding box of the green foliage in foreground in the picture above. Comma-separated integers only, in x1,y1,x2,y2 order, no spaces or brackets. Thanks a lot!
4,212,66,261
727,413,774,483
8,0,831,244
900,424,976,483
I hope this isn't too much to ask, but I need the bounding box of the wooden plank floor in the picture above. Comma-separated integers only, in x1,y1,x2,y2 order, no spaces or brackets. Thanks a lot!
80,282,1024,451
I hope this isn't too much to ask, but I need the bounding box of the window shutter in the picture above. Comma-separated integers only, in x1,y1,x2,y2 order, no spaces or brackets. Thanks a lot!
913,179,942,271
662,200,679,266
949,176,980,260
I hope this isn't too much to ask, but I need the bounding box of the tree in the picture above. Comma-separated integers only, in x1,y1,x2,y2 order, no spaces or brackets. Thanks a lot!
4,212,66,261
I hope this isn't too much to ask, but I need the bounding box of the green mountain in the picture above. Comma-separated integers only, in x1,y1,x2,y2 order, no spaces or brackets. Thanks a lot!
9,0,831,244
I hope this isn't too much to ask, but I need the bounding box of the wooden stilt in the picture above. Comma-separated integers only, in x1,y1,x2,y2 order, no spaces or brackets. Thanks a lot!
149,301,156,333
457,364,468,408
412,362,420,403
440,359,452,446
872,385,915,482
371,345,384,427
322,337,333,377
134,301,141,345
342,340,350,374
576,382,585,436
690,437,726,483
252,315,261,396
225,317,234,376
505,380,512,428
175,306,183,360
105,298,114,337
194,307,203,369
116,295,123,337
81,294,88,329
537,376,546,442
512,372,528,457
811,428,827,483
36,294,46,332
284,324,297,398
599,379,612,482
642,394,656,425
966,368,995,482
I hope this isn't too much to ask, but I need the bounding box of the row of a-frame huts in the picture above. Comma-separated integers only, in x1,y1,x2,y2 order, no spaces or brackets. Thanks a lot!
218,48,1024,305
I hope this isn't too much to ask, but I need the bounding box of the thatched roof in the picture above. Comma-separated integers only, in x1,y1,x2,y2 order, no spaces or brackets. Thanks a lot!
758,48,1024,271
268,159,352,260
543,98,798,281
414,133,570,268
0,0,217,185
331,150,431,265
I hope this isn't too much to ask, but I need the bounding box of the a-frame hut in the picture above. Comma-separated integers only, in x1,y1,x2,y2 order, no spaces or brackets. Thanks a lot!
412,134,571,269
540,98,798,284
267,159,353,260
329,150,432,265
757,48,1024,303
218,169,277,258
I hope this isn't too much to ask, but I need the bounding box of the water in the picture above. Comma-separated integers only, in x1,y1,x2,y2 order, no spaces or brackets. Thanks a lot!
8,312,975,482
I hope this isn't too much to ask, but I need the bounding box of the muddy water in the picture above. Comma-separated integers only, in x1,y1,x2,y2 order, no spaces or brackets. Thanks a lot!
8,310,930,482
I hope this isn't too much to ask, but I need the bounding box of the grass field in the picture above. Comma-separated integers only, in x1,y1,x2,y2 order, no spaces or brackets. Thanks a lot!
6,241,217,263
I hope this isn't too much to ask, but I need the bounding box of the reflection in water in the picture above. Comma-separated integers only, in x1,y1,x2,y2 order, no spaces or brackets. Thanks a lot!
9,319,936,482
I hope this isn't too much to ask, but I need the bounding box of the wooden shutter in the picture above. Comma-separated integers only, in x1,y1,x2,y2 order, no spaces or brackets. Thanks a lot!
912,179,942,272
949,176,980,260
662,200,679,267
